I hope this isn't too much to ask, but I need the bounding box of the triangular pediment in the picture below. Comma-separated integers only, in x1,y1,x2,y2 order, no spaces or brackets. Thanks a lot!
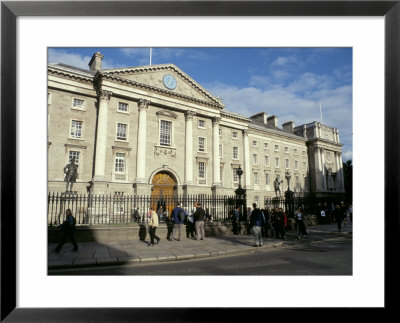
100,64,224,109
156,109,177,119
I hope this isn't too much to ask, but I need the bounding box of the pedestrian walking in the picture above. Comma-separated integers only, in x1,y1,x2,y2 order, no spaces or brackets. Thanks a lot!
169,202,185,241
261,207,269,237
148,207,160,246
232,206,240,235
54,208,78,252
249,203,265,247
194,202,206,240
185,208,196,239
295,208,308,239
333,205,344,232
246,206,252,234
274,208,285,240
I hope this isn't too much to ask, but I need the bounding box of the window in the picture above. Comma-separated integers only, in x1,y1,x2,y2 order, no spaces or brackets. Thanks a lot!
285,147,289,153
253,154,258,165
254,172,259,185
326,151,331,158
118,102,128,112
233,169,238,182
69,151,80,165
232,131,238,139
302,150,306,157
72,98,84,109
219,129,222,136
285,159,290,169
233,147,238,159
252,140,258,147
114,153,126,180
274,144,279,152
198,119,206,128
198,137,206,152
198,162,206,179
116,123,127,141
219,144,223,158
264,142,268,149
70,120,82,139
275,157,280,168
160,120,172,146
295,160,299,170
294,148,298,155
265,155,270,166
265,173,270,186
303,162,307,170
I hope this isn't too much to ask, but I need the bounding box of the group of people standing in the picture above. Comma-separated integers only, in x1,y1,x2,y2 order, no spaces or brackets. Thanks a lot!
318,201,352,232
147,202,207,246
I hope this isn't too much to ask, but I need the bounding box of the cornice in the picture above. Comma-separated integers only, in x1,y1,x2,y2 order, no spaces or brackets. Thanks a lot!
48,66,94,84
248,123,306,142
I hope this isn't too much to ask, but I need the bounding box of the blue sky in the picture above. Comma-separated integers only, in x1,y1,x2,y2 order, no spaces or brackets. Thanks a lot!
48,47,352,161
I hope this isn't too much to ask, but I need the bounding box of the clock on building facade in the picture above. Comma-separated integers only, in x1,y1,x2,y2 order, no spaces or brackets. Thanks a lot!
162,74,177,90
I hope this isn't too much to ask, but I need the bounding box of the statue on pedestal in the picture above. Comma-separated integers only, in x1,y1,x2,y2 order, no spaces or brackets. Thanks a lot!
274,176,283,197
63,157,78,192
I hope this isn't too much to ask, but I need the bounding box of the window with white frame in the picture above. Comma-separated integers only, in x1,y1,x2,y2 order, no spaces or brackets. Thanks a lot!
295,160,299,170
254,172,259,185
118,102,128,112
233,147,238,159
232,131,238,139
302,150,306,157
160,120,172,146
198,119,206,128
294,148,298,155
198,137,206,152
252,140,258,147
233,168,238,182
275,157,280,168
285,146,289,153
70,120,82,139
198,162,206,179
116,123,127,141
253,154,258,165
264,142,268,149
285,159,290,169
68,150,80,165
265,155,270,166
219,129,222,136
114,153,126,180
303,162,307,170
219,144,223,158
72,98,84,110
265,173,270,186
275,144,279,152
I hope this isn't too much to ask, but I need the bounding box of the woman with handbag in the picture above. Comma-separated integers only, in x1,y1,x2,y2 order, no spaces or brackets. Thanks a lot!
148,207,160,246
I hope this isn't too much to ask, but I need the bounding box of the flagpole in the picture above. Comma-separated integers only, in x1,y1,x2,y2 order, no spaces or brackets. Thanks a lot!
319,101,323,124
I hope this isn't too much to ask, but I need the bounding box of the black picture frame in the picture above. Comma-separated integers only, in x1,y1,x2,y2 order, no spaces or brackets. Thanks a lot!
1,1,398,321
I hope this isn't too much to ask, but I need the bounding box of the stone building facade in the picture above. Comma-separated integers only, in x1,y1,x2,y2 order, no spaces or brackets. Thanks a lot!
47,52,345,205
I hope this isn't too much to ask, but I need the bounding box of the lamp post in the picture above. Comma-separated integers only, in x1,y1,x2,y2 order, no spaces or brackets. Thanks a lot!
234,166,246,221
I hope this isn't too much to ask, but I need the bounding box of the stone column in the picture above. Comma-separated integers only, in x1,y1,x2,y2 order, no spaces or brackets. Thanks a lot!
334,152,341,191
243,130,251,188
314,146,323,191
212,117,221,186
136,99,150,183
320,148,327,191
184,111,195,185
93,90,112,180
338,153,345,192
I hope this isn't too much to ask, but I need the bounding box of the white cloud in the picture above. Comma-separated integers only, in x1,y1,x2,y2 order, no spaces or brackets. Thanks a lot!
48,49,91,70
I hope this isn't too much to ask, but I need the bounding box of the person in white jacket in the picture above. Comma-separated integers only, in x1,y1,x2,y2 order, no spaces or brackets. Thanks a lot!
148,207,160,246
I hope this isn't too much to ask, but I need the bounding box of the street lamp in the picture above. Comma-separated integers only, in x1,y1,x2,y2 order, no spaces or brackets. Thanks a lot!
236,166,243,189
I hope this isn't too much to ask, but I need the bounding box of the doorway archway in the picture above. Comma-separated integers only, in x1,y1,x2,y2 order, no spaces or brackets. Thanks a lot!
150,171,177,215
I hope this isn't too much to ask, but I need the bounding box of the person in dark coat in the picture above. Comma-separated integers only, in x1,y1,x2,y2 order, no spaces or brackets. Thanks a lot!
54,208,78,252
249,203,265,247
333,205,344,232
193,202,206,240
274,208,286,240
232,206,240,235
296,207,308,238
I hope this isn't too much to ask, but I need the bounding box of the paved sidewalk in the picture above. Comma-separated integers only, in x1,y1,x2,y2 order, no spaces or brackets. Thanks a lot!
48,222,352,270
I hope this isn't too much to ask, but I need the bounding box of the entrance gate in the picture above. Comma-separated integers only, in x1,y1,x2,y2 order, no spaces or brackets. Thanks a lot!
150,171,177,215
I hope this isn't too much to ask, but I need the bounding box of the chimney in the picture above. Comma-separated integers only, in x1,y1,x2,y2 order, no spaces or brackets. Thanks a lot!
267,115,278,127
250,112,268,124
88,52,104,71
282,121,295,133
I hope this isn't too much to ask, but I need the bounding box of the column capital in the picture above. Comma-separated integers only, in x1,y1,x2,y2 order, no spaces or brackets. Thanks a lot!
212,117,221,126
185,110,196,120
242,129,249,136
138,99,151,111
97,90,112,101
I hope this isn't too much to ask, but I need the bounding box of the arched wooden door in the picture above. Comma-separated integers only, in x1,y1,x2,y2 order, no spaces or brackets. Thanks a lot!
151,171,177,215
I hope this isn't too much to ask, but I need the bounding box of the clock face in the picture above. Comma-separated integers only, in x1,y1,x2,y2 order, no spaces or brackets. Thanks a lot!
162,74,177,90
